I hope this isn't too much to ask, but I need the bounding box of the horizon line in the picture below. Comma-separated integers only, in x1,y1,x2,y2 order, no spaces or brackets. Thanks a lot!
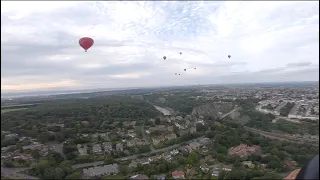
1,80,319,98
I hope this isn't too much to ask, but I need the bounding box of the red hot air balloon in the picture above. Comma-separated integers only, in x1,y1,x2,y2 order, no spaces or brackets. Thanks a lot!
79,37,94,52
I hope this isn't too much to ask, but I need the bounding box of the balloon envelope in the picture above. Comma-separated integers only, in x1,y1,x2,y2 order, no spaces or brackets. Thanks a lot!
79,37,94,52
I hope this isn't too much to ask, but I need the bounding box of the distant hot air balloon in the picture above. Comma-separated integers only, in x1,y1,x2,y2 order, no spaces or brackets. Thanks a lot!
180,52,182,55
184,69,187,71
79,37,94,52
194,68,196,70
163,56,167,60
228,55,231,58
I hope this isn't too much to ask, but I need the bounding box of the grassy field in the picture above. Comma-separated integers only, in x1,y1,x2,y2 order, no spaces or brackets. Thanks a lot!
1,108,29,114
1,103,39,114
1,177,12,180
1,104,35,108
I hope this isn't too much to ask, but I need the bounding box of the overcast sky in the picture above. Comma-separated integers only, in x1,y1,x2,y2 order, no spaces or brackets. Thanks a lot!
1,1,319,93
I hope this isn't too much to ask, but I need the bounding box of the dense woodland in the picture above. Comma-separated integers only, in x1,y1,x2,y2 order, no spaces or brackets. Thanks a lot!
144,92,213,114
1,96,160,145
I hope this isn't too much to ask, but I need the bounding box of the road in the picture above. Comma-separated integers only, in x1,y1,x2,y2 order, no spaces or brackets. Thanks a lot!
1,167,39,179
72,135,205,169
220,106,239,119
71,161,104,169
244,126,319,147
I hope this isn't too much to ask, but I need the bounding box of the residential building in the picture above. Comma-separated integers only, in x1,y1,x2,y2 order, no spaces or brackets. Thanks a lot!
170,149,179,156
77,145,88,156
83,164,119,177
172,171,185,179
92,144,103,154
129,161,138,168
242,161,255,169
165,133,177,141
228,144,261,157
153,174,166,180
116,143,123,151
200,164,210,173
102,142,113,152
152,136,166,145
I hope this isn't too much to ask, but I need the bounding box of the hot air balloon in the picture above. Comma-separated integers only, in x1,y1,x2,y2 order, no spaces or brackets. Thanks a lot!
179,74,180,75
163,56,167,60
184,69,186,71
228,55,231,58
79,37,94,52
180,52,182,55
194,68,196,70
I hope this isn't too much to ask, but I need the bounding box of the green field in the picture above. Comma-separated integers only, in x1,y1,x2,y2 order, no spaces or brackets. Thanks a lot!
1,177,12,180
1,108,29,114
1,103,35,108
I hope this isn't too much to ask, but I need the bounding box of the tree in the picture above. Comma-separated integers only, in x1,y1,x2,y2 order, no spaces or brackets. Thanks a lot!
31,150,40,163
216,145,228,154
63,145,76,154
17,158,26,165
43,167,66,179
119,165,130,175
17,143,24,153
218,170,226,180
187,151,199,165
196,123,205,132
155,118,161,125
261,172,282,179
66,152,77,160
234,158,241,167
97,135,102,142
267,160,281,169
3,161,14,167
50,152,64,163
225,170,247,180
205,131,214,138
65,172,81,179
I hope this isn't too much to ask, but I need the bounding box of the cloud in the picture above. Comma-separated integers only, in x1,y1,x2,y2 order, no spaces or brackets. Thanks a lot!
1,1,319,93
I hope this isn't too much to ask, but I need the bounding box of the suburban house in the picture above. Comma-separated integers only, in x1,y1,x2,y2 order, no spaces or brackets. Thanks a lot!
116,143,123,151
102,142,113,152
83,164,119,177
92,144,103,154
172,171,185,179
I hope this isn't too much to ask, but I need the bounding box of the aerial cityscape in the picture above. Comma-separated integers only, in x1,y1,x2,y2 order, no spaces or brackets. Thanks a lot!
1,82,319,179
1,1,319,180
